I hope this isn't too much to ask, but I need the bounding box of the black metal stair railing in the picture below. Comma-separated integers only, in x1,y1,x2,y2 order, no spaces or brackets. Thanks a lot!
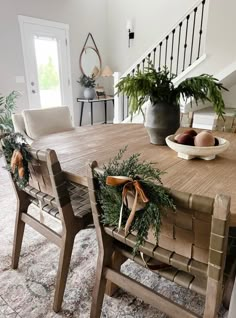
119,0,207,121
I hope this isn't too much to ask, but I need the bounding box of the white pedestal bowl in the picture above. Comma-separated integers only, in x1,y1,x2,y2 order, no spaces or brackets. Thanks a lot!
165,135,230,160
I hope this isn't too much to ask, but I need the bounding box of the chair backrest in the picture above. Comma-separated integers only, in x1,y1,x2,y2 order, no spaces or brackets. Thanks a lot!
180,112,193,128
23,106,74,140
12,113,33,144
12,113,25,133
88,161,230,284
12,147,74,224
213,115,236,132
159,190,229,273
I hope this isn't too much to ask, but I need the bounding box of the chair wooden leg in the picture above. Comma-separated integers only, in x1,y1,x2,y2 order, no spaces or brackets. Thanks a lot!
105,250,127,296
90,243,114,318
53,233,75,313
12,215,25,269
90,256,109,318
12,198,30,269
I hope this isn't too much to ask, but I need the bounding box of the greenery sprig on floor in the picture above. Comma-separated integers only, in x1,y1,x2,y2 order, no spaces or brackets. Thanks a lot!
96,147,175,254
1,133,31,188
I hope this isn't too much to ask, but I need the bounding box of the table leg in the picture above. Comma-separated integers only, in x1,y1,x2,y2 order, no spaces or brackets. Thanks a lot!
90,102,93,125
111,99,114,124
79,102,84,126
104,101,107,124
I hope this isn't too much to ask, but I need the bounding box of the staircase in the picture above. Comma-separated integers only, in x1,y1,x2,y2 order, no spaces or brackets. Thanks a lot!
113,0,209,123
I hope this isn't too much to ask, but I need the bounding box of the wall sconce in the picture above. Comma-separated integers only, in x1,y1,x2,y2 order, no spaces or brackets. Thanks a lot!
126,19,135,48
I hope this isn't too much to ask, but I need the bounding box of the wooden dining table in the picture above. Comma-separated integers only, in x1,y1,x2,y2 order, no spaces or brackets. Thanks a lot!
33,124,236,226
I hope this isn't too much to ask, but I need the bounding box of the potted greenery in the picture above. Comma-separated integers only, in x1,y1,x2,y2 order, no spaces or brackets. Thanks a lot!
0,91,20,136
116,62,227,145
78,74,96,99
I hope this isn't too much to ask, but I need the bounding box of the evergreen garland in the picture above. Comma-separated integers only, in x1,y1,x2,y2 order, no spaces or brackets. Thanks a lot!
95,147,175,254
1,132,31,188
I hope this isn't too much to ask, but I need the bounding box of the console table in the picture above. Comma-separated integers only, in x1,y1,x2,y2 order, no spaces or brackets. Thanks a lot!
77,96,114,126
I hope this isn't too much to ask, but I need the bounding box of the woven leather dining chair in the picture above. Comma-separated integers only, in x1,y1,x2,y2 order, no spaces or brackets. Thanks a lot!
180,111,194,128
87,161,230,318
4,147,92,312
213,115,236,133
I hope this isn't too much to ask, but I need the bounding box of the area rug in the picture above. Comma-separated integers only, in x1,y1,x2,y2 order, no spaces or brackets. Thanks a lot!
0,157,228,318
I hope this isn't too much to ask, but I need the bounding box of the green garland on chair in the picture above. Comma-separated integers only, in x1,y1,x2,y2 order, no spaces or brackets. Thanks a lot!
95,147,175,254
1,132,31,188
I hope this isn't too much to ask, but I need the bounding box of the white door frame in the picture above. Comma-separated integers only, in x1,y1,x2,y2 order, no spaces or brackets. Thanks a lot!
18,15,74,120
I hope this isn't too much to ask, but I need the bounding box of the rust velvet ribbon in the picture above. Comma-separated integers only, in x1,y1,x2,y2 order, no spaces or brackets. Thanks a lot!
10,149,24,178
106,176,149,234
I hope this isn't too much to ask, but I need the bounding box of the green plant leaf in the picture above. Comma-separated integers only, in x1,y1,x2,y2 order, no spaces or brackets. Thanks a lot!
95,147,175,254
0,91,20,133
116,60,227,118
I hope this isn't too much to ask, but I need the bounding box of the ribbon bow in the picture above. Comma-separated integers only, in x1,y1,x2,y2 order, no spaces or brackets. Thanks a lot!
10,149,25,178
106,176,149,235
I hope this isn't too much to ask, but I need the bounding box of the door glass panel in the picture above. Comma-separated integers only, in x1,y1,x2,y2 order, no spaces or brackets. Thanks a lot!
34,36,62,107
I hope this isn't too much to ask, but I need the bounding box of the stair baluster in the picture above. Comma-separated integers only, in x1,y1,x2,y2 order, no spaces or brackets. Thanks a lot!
170,29,175,75
176,22,182,76
197,0,206,59
165,35,169,68
182,15,190,72
189,7,198,66
158,42,162,71
153,48,157,68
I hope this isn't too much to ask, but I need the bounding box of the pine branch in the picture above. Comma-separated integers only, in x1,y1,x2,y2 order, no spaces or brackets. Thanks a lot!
175,74,228,118
96,147,175,254
1,132,31,188
116,59,227,118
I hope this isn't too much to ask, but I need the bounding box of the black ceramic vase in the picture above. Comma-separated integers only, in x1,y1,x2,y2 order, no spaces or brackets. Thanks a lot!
145,102,180,145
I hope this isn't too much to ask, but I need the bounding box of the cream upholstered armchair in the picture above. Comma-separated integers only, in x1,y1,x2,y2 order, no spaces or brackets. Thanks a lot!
22,106,74,140
12,106,74,143
12,113,34,144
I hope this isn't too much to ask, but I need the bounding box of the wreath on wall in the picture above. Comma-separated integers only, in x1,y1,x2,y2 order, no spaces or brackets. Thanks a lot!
95,147,175,254
1,133,31,188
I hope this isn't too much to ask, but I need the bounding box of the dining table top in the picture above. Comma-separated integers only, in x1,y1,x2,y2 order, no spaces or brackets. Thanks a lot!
32,124,236,226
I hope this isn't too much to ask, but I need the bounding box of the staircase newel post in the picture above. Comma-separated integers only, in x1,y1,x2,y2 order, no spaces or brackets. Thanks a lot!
113,72,123,123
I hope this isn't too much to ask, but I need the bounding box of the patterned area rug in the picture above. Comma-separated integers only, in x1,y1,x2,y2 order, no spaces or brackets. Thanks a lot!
0,158,228,318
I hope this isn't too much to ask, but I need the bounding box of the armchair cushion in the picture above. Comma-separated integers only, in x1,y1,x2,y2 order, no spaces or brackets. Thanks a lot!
12,113,33,144
23,106,74,139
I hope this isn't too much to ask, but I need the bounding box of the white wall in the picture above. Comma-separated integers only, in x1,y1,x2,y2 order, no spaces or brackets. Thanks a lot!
222,83,236,108
106,0,198,74
0,0,108,125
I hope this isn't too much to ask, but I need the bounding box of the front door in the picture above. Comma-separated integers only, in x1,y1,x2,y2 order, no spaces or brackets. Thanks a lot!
19,16,73,111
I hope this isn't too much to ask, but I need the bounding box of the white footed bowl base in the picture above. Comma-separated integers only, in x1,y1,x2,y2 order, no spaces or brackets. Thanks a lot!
178,152,216,160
